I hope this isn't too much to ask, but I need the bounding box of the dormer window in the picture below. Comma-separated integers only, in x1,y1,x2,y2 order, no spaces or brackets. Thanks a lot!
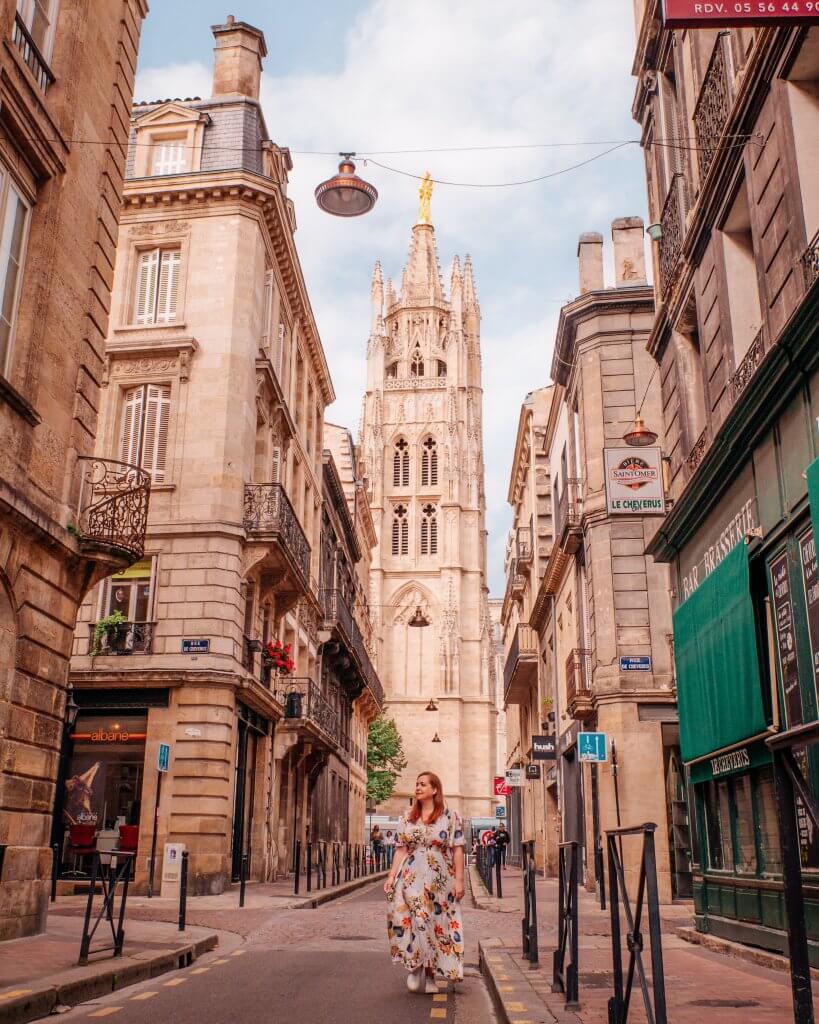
410,349,424,377
131,103,209,179
151,136,187,176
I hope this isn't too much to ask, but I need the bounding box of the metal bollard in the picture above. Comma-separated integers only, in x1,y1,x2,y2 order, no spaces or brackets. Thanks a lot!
307,841,313,892
294,839,301,896
239,852,247,907
51,842,60,903
178,851,188,931
495,846,503,899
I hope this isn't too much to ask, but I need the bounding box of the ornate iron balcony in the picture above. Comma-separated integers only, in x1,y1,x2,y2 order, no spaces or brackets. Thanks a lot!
566,648,594,720
278,677,341,747
243,483,310,584
800,231,818,292
693,36,730,183
729,329,764,405
321,588,384,708
76,457,150,564
659,175,686,298
503,622,539,703
686,426,709,474
88,621,154,655
12,13,55,92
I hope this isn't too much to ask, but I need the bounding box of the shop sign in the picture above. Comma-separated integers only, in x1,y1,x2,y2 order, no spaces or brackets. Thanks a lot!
157,742,171,773
495,806,507,818
620,656,652,672
794,746,819,868
505,768,524,787
662,0,819,27
525,764,541,780
679,491,757,601
710,747,751,777
604,447,665,515
799,528,819,704
70,730,146,743
770,551,804,728
493,775,511,797
578,732,608,762
532,734,557,760
182,639,210,654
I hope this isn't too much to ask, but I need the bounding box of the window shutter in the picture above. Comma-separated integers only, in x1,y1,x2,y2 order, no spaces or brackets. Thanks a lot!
402,451,409,487
431,447,438,486
119,386,144,467
401,519,408,555
141,384,171,482
393,451,401,488
392,517,399,556
430,513,438,554
421,450,429,487
421,518,428,556
271,446,281,484
135,249,160,324
156,249,180,323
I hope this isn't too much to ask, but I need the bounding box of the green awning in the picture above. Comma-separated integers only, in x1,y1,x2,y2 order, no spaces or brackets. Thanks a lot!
673,541,768,763
808,456,819,541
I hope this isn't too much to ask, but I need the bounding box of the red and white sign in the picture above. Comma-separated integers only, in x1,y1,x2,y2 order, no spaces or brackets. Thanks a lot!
662,0,819,27
493,775,511,797
478,830,495,846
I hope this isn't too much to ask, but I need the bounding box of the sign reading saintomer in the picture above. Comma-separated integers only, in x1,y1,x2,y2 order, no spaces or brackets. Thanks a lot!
662,0,819,27
604,447,665,515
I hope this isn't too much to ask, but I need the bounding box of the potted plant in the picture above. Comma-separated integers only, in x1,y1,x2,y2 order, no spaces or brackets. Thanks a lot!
262,639,295,675
90,611,128,656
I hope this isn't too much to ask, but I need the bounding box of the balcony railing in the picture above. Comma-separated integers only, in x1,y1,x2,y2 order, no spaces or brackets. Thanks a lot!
243,483,310,584
88,621,154,655
503,622,539,700
322,588,384,708
76,457,150,563
555,478,583,554
278,677,341,747
659,175,686,298
729,329,764,405
516,524,533,563
12,13,54,92
693,36,730,183
565,648,594,720
800,231,819,292
686,426,709,475
384,376,447,391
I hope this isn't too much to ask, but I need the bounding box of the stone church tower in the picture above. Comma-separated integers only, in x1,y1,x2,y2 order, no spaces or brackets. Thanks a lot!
360,185,497,819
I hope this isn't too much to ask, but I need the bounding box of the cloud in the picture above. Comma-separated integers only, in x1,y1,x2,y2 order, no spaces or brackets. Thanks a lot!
136,0,648,593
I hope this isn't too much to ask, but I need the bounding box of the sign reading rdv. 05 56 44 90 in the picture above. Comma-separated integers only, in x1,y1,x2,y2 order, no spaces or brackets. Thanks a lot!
662,0,819,27
604,447,665,516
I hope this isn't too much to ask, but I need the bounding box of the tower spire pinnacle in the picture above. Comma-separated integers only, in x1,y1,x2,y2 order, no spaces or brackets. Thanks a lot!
416,171,433,226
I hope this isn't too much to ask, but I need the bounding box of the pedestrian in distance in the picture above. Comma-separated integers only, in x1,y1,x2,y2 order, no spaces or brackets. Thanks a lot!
494,823,510,868
371,824,384,869
384,771,466,994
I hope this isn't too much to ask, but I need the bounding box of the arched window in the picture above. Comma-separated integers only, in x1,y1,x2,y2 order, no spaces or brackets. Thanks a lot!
392,504,409,556
386,361,398,379
410,348,424,377
420,503,438,556
437,360,447,378
393,438,409,487
421,436,438,487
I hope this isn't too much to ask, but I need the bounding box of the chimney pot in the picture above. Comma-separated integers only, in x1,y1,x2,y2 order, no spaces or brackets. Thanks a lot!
211,17,267,101
577,232,604,294
611,216,647,286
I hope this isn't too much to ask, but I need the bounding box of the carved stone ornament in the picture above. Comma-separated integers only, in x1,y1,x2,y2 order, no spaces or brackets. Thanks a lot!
128,221,190,238
116,357,177,376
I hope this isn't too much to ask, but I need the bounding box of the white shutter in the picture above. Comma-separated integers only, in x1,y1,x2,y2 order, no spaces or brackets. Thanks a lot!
271,446,281,484
119,386,144,467
135,249,160,324
141,384,171,482
156,249,180,323
261,271,273,351
153,141,186,176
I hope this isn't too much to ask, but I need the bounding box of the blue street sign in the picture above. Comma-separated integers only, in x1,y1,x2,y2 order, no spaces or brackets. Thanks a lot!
495,806,506,818
182,639,210,654
619,656,651,672
578,732,607,763
158,743,170,773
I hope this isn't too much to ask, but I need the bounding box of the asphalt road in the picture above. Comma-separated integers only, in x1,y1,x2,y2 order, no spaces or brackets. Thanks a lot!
59,883,496,1024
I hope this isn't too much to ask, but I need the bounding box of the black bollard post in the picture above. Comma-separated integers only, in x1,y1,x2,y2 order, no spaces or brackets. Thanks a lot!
51,842,60,903
495,846,503,899
307,842,313,892
294,840,301,896
178,851,188,931
239,852,248,907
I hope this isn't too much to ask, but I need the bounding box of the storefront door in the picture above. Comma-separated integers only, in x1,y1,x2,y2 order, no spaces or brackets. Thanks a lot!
231,705,267,882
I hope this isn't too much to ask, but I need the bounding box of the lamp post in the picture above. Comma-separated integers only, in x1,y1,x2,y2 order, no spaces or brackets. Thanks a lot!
315,155,378,217
50,685,81,882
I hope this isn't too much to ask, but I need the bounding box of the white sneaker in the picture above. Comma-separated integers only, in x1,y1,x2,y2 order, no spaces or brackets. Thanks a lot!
423,974,439,994
407,967,423,992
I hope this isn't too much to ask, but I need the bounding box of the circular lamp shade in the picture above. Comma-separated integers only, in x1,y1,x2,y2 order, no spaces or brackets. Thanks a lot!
623,415,659,447
315,157,378,217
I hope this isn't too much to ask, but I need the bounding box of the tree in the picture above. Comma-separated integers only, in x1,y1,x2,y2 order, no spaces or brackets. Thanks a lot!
367,715,407,805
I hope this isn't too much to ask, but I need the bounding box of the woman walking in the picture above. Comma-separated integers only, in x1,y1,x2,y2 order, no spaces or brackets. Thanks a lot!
384,772,466,993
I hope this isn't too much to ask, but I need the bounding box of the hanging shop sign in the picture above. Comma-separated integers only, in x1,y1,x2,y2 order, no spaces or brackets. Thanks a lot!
504,768,524,787
604,447,665,515
532,734,557,761
799,528,819,705
662,0,819,27
770,551,804,728
493,775,511,797
525,764,541,780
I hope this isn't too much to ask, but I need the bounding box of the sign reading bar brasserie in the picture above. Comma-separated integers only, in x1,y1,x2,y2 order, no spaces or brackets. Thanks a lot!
604,447,665,516
662,0,819,27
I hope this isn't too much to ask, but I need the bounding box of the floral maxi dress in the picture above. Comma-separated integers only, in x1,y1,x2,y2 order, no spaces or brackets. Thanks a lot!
386,809,465,981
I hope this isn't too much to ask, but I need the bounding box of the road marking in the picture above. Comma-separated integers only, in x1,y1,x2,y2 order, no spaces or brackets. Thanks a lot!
0,990,33,1002
430,1010,447,1020
163,978,187,987
498,985,514,992
88,1008,121,1018
506,1003,527,1012
191,967,209,975
230,949,245,956
131,992,158,1001
432,994,447,1002
211,958,230,964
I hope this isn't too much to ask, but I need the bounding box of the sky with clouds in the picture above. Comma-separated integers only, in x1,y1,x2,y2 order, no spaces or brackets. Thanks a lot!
136,1,651,594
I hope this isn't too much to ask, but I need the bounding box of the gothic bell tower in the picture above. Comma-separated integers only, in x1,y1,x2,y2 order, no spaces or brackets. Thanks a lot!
360,176,497,819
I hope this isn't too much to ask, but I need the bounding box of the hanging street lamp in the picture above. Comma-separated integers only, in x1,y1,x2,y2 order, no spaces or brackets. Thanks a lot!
315,154,378,217
623,413,659,447
431,732,442,743
408,606,430,628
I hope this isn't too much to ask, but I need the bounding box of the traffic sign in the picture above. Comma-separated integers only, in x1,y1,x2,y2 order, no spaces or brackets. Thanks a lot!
493,775,511,797
157,743,170,773
494,806,507,818
505,768,523,787
479,829,495,845
578,732,607,763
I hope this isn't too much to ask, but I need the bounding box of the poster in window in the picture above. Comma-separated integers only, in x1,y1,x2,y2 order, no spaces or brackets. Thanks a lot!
63,757,106,827
770,551,803,728
794,747,819,869
799,529,819,708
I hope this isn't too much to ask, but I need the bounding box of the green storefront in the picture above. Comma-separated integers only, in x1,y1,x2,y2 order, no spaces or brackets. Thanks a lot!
648,291,819,960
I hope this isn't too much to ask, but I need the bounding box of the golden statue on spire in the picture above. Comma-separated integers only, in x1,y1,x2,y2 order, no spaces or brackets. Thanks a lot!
417,171,433,225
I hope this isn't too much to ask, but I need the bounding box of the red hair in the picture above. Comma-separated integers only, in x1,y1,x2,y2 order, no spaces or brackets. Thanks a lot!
407,772,445,823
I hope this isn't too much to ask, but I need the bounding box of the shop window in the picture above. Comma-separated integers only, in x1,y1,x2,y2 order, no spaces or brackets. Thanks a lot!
732,774,757,874
134,247,181,325
702,780,729,870
755,766,783,875
0,169,30,378
119,383,171,483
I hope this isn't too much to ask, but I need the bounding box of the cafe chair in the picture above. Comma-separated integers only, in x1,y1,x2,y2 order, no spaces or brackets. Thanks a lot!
66,823,97,876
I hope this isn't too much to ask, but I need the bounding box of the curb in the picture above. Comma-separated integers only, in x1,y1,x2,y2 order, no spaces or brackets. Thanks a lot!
468,865,519,913
292,870,389,909
676,925,819,979
0,933,218,1024
478,939,582,1024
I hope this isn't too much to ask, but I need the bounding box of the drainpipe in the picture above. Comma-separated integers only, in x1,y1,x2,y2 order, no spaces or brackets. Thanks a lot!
551,593,563,847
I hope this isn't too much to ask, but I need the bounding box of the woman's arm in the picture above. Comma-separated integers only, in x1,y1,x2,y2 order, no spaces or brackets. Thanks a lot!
384,847,409,895
453,846,465,901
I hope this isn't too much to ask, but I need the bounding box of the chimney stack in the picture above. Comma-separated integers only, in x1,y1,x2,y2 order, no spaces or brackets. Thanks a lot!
611,216,647,286
211,15,267,101
577,232,604,294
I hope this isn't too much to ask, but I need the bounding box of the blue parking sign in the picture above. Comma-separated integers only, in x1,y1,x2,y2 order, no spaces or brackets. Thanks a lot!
578,732,607,762
157,743,170,773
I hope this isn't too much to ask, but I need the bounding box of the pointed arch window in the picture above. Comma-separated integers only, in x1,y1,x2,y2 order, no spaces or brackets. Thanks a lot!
437,360,447,378
392,503,409,556
421,436,438,487
420,503,438,556
410,348,424,377
393,437,409,488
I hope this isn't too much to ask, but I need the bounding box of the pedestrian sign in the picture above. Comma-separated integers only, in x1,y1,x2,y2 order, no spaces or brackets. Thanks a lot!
578,732,607,763
157,743,170,773
495,806,506,818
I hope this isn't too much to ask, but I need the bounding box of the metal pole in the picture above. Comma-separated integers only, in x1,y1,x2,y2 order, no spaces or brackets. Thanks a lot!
239,852,248,907
51,842,59,903
643,829,668,1024
528,844,539,967
294,839,301,895
178,851,188,931
495,845,503,899
147,770,162,899
307,841,313,892
568,843,579,1008
78,853,100,965
607,836,624,1024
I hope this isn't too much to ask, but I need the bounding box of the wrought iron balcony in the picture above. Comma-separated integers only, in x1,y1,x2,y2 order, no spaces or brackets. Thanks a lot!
243,483,311,586
76,457,150,565
565,648,594,720
88,621,154,656
12,13,54,92
658,175,686,298
693,36,730,183
686,426,709,475
503,622,539,704
516,524,534,563
506,557,526,601
321,588,384,708
729,329,764,406
801,231,818,292
278,677,341,748
555,479,583,554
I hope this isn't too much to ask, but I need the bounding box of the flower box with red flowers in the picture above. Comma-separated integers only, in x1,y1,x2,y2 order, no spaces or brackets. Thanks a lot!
261,639,295,674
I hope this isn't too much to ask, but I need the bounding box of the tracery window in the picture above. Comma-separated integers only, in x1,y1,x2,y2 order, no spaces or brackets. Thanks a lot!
393,437,409,487
410,348,424,377
421,436,438,487
420,503,438,556
392,504,409,556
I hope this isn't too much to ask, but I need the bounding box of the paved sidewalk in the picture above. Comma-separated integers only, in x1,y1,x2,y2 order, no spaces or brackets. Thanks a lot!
0,913,219,1024
474,866,819,1023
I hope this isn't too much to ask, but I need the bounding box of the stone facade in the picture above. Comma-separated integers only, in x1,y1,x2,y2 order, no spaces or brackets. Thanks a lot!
0,0,149,940
361,206,497,820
